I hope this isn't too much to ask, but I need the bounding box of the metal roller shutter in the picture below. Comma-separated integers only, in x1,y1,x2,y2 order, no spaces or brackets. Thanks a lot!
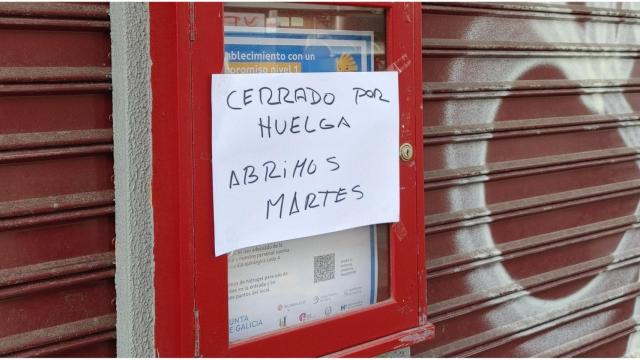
0,3,116,357
416,2,640,357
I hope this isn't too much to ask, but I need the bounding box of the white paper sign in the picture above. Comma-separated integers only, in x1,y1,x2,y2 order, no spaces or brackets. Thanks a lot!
228,226,377,342
212,72,399,255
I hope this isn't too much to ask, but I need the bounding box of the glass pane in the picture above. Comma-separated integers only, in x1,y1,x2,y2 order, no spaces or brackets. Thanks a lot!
223,3,389,344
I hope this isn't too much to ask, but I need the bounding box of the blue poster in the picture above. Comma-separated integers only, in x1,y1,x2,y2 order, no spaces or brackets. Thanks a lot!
224,27,374,73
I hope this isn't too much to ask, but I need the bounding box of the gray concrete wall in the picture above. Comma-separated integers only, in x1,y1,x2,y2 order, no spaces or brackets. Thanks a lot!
110,3,155,357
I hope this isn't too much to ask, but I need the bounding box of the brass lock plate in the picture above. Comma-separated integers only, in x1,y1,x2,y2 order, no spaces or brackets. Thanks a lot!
399,143,414,161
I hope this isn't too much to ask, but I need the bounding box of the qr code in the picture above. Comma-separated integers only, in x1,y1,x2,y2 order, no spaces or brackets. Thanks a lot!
314,253,335,283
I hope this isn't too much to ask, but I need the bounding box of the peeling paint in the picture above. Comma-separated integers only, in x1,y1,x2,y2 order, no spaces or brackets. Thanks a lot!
393,222,409,242
400,331,431,345
388,53,412,74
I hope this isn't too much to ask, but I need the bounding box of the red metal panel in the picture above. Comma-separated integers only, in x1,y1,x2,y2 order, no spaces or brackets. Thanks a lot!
0,2,115,357
415,2,640,357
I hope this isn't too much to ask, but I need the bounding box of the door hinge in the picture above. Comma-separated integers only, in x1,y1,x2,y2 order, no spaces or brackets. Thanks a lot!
189,3,196,41
194,308,200,357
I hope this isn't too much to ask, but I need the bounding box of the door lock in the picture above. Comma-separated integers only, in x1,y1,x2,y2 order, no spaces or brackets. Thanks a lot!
399,143,414,162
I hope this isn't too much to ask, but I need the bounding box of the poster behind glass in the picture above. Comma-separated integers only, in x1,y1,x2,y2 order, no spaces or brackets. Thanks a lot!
223,3,389,343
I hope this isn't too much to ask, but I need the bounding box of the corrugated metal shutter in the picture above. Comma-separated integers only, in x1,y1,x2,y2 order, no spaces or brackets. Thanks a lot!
0,3,116,357
415,2,640,357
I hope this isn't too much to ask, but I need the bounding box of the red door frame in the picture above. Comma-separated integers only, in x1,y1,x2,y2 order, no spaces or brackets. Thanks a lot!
150,3,196,356
151,2,430,357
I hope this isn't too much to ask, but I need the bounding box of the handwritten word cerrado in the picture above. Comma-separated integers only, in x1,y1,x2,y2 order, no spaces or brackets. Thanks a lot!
266,186,364,220
229,157,340,189
226,86,335,110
